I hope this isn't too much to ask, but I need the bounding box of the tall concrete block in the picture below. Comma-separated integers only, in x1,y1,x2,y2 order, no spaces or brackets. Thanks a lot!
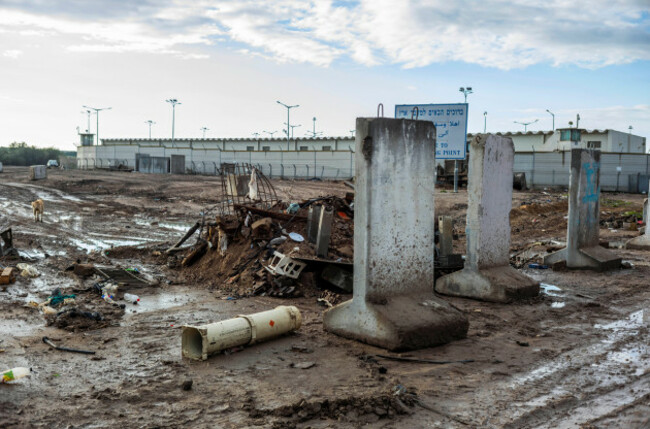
438,216,453,257
545,149,621,269
29,165,47,181
316,207,333,258
307,205,322,243
435,134,539,302
323,118,468,351
625,180,650,250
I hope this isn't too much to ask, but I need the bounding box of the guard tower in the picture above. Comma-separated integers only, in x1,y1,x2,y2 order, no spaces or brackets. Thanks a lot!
78,132,95,147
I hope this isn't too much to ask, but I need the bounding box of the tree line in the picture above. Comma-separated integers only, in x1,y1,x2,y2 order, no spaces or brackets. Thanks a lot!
0,142,75,166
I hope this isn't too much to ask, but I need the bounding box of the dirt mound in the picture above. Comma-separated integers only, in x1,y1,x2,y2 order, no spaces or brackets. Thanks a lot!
510,201,568,219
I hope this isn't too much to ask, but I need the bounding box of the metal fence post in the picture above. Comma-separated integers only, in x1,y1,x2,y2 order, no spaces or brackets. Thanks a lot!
268,163,273,178
306,164,310,179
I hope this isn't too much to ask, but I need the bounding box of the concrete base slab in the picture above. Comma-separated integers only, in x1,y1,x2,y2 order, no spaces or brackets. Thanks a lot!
323,295,468,351
435,266,540,303
625,235,650,250
544,246,622,270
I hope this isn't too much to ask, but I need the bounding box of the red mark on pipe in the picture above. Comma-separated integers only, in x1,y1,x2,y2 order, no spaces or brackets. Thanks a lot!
269,320,275,327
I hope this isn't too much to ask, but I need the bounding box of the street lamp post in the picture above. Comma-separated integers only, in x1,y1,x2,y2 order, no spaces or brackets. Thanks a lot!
286,124,301,139
165,99,181,147
483,111,487,133
277,100,299,150
263,130,278,137
514,119,539,132
459,86,473,103
200,127,209,138
546,109,555,131
628,125,633,152
456,86,473,193
145,120,155,139
82,105,112,145
81,109,92,132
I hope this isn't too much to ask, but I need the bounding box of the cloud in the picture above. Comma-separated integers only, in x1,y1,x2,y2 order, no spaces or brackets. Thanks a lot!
0,0,648,69
2,49,23,58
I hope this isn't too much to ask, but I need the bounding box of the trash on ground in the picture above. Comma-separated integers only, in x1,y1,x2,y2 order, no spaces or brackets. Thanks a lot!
182,305,302,360
2,367,31,383
16,263,38,278
42,336,96,355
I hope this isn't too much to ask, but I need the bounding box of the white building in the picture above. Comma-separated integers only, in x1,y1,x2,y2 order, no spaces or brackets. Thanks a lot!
471,129,646,153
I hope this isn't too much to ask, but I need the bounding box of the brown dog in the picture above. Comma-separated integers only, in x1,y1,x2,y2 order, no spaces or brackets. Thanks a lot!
31,199,44,222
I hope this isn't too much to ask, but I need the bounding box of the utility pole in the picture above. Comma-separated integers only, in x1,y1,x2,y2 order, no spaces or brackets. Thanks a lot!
277,100,299,150
145,120,155,139
200,127,209,138
576,114,580,128
546,109,555,131
82,105,111,145
514,119,539,132
483,111,487,133
165,99,181,146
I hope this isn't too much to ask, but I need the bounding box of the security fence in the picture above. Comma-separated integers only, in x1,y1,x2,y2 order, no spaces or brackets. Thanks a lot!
514,151,650,192
78,150,650,193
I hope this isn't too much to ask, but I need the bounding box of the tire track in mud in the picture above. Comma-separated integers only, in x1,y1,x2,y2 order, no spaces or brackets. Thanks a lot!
466,308,649,428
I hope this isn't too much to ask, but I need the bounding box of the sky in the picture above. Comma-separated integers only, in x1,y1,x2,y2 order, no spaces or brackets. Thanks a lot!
0,0,648,151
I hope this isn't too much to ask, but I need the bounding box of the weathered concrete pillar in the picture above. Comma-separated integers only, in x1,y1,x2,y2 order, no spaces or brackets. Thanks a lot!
545,149,621,269
307,205,322,244
625,180,650,250
435,134,539,302
323,118,468,351
316,207,333,257
438,216,453,257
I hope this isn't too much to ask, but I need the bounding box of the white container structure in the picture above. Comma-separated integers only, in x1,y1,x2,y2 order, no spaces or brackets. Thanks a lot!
182,305,302,360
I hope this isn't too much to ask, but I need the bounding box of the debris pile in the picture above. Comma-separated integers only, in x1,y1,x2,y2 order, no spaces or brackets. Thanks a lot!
172,165,355,298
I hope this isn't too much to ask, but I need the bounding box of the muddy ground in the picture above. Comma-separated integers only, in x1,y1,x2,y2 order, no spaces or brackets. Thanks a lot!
0,166,648,429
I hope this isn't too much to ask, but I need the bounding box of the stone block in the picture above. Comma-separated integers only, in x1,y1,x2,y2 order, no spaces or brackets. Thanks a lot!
29,165,47,181
435,134,539,302
324,117,468,351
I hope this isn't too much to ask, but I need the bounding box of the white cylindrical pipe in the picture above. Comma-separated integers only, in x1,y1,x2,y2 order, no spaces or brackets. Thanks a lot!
182,305,302,360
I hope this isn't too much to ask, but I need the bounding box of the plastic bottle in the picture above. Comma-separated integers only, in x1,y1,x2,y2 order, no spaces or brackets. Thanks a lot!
123,293,140,304
2,367,31,383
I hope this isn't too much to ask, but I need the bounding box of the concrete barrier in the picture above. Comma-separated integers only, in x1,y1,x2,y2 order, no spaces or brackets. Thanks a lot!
625,180,650,250
436,134,539,302
29,165,47,181
323,118,468,351
544,149,621,269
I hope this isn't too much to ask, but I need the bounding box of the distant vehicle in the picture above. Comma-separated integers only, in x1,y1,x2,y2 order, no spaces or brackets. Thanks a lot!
46,160,59,168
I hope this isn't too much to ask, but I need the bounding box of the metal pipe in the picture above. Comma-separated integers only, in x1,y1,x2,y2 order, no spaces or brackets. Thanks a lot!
182,306,302,360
